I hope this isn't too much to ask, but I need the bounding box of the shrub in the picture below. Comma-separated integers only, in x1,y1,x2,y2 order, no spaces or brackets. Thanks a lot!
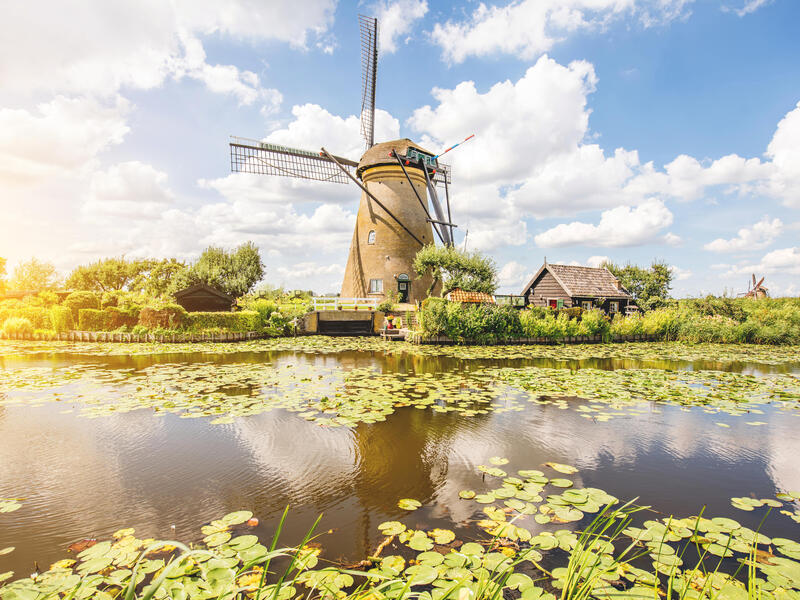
104,306,139,329
184,310,261,332
49,305,74,332
138,304,187,329
610,313,643,336
63,291,100,320
78,308,112,331
1,317,33,336
245,299,278,327
0,306,50,329
579,309,611,337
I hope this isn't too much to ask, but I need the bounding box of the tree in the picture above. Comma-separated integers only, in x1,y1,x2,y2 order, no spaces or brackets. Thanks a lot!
0,257,6,294
66,257,187,296
9,258,61,291
602,259,673,310
170,242,265,298
413,244,498,297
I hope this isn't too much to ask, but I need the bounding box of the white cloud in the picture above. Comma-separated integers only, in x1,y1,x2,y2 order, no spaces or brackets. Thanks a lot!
703,216,783,253
372,0,429,54
430,0,694,64
663,232,682,246
731,247,800,276
586,255,610,268
534,199,673,248
724,0,772,17
670,265,692,281
762,102,800,207
82,162,175,220
0,0,333,100
498,260,532,292
0,96,130,185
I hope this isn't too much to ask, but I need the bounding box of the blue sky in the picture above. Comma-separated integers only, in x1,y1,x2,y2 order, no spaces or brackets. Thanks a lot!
1,0,798,296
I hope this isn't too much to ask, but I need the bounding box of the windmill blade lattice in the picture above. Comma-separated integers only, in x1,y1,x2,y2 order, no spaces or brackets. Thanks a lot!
229,137,357,184
359,14,379,150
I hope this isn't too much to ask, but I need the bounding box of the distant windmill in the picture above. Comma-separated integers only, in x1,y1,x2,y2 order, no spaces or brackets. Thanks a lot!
741,274,769,299
229,15,468,304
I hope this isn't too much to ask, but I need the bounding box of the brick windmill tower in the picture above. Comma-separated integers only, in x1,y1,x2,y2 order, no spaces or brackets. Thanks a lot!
229,15,457,304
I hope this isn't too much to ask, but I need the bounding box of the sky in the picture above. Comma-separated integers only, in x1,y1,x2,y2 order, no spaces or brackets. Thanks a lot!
1,0,799,297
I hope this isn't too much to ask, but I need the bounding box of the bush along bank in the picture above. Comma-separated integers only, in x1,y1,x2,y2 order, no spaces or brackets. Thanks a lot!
0,290,309,341
411,297,800,345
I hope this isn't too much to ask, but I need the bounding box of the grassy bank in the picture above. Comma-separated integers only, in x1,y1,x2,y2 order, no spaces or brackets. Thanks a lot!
416,297,800,345
0,291,308,339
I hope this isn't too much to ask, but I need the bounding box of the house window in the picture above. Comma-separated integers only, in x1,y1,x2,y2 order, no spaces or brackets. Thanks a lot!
367,230,376,244
609,301,619,314
581,300,592,310
369,278,383,293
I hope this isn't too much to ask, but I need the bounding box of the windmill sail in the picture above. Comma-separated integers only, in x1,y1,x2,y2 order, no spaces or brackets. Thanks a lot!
229,137,357,184
421,164,453,246
359,14,379,150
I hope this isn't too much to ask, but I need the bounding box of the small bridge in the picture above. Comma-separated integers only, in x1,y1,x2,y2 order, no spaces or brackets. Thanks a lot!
306,298,382,336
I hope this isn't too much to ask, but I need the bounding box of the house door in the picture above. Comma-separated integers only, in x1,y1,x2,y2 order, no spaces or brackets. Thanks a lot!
397,273,410,303
548,299,558,309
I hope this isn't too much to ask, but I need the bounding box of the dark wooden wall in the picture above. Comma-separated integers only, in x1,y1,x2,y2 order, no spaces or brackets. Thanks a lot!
524,271,572,307
175,293,233,313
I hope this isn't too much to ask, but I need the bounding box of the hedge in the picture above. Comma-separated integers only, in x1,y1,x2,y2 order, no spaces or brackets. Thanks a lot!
0,306,51,329
184,310,261,332
63,291,100,320
50,305,74,333
78,308,112,331
138,304,187,329
105,306,140,329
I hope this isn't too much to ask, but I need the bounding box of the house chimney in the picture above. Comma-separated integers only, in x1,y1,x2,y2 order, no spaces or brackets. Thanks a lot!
614,278,621,290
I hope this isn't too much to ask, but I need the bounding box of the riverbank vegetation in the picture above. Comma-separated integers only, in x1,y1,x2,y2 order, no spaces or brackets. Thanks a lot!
416,297,800,345
2,459,799,600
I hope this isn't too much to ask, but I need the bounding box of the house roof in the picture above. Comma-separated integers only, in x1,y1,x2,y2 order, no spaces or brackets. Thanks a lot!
173,283,234,302
521,263,632,299
446,288,496,304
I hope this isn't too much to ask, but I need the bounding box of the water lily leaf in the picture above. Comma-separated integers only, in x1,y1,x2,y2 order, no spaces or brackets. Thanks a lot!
398,498,422,511
378,521,406,535
429,528,455,544
416,551,444,566
489,457,509,466
460,542,484,556
544,462,578,475
458,490,476,499
0,572,13,583
228,534,258,550
203,531,231,547
404,564,437,586
506,573,534,591
380,555,405,575
222,510,253,525
550,478,574,488
0,500,22,513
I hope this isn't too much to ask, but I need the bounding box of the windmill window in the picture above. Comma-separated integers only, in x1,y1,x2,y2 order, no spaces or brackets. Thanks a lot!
609,301,619,314
367,230,376,244
369,279,383,293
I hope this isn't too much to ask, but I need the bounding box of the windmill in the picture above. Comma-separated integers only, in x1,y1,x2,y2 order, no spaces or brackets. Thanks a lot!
228,15,462,304
742,274,769,299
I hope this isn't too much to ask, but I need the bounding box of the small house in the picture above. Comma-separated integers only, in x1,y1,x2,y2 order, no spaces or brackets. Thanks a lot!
520,262,633,314
174,283,234,312
445,288,496,304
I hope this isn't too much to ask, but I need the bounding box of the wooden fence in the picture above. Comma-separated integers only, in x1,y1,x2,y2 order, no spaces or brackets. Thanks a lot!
312,297,379,311
0,331,264,343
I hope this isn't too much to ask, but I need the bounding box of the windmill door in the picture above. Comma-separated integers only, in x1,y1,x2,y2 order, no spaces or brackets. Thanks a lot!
397,273,410,303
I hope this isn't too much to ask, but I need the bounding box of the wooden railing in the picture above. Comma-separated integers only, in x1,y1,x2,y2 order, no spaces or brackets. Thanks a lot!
312,297,380,311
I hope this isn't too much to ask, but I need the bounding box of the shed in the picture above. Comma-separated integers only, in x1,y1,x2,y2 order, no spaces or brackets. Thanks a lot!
445,288,496,304
174,283,234,312
520,262,633,314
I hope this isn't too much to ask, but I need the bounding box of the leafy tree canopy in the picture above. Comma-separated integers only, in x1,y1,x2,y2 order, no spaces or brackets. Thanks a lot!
9,258,61,291
0,257,6,293
413,244,498,297
169,242,265,298
602,259,673,310
66,257,186,296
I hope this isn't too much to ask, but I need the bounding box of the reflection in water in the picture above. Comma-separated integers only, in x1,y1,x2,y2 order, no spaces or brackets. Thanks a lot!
0,349,799,577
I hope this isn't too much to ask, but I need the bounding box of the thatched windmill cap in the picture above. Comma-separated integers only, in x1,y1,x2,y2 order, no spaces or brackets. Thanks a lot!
356,138,434,178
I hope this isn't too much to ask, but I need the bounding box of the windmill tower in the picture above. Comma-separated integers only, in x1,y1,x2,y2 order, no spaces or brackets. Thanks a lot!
228,15,458,304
